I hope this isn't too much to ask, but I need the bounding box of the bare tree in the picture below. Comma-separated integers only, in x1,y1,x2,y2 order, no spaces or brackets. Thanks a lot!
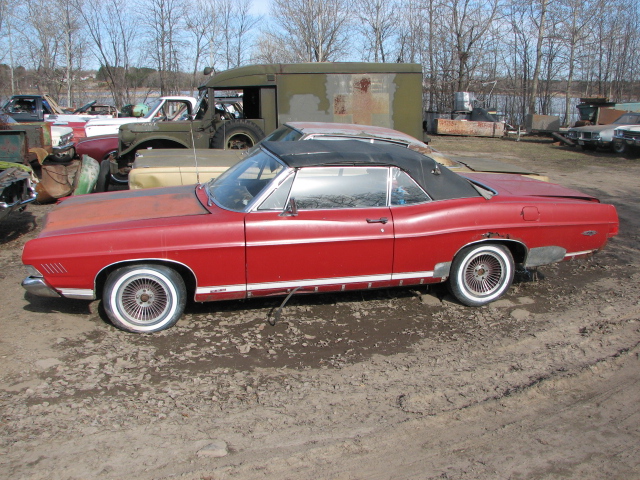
554,0,593,124
21,0,64,95
74,0,139,107
444,0,502,91
527,0,551,115
354,0,397,62
57,0,84,108
215,0,260,69
269,0,353,62
251,31,300,64
185,0,216,93
0,0,18,95
138,0,186,95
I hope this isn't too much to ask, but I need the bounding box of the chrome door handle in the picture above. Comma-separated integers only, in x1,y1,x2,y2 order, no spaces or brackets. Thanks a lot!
367,217,388,224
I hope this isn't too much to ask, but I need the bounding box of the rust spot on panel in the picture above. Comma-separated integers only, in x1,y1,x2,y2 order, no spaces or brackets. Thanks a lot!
334,95,347,115
354,78,371,93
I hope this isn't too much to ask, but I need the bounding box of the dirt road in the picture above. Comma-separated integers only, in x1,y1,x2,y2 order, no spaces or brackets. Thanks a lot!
1,138,638,479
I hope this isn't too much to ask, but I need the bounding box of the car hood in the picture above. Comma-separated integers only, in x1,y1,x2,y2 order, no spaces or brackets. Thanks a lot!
570,123,632,134
463,173,598,201
85,118,144,127
39,185,208,236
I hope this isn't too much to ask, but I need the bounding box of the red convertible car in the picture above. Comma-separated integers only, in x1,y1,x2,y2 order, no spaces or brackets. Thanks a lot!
22,141,618,333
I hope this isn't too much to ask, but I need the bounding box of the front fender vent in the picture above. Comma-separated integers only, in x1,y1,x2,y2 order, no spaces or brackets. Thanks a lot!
40,263,68,274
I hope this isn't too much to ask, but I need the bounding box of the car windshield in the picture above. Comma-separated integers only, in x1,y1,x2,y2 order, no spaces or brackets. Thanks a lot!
205,149,285,211
614,113,640,124
143,99,163,119
0,112,17,123
262,125,304,142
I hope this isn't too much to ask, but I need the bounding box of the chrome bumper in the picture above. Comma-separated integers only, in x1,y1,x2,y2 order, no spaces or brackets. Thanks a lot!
52,143,75,154
22,276,61,298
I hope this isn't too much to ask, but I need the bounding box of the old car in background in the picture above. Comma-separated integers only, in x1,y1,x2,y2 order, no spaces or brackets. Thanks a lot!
129,149,244,189
84,96,197,137
75,134,118,163
22,140,618,333
1,112,75,163
3,94,114,142
612,125,640,153
127,122,547,190
565,112,640,151
0,129,37,221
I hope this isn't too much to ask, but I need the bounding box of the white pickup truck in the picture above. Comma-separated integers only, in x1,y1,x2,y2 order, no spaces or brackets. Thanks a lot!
84,96,197,137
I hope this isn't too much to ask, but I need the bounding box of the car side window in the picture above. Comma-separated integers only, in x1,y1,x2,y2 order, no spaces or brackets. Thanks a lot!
258,174,294,210
390,167,431,205
289,167,388,210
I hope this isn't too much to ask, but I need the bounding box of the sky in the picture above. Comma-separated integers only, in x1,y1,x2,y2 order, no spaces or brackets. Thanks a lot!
250,0,271,15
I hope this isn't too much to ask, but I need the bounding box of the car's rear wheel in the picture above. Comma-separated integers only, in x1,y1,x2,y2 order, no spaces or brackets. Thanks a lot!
448,244,514,306
104,264,186,333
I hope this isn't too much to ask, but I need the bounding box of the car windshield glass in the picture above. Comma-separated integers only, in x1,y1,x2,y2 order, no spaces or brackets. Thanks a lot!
263,125,304,142
307,134,409,147
205,150,285,211
143,99,163,119
614,113,640,124
0,112,17,123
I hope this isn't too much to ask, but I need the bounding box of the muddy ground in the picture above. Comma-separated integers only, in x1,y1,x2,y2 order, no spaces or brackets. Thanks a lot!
0,137,638,480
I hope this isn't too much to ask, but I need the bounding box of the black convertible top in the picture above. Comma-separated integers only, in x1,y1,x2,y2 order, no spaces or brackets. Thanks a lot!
260,139,480,201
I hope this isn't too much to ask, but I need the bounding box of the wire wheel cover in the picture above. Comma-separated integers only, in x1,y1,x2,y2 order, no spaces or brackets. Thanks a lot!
117,274,170,324
462,252,506,296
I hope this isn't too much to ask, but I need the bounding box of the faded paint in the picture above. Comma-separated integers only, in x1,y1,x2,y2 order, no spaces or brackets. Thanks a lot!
278,73,397,129
435,119,505,137
0,131,28,163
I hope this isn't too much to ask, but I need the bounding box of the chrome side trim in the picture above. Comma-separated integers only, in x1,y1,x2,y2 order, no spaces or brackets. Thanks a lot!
391,271,434,280
565,249,596,258
196,284,246,295
197,271,436,295
247,274,391,291
58,288,96,300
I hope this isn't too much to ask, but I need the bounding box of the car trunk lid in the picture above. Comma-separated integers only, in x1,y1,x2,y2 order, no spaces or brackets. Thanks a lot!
463,173,599,202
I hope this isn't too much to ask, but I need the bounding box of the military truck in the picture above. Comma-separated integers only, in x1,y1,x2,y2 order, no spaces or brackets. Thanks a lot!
109,63,426,186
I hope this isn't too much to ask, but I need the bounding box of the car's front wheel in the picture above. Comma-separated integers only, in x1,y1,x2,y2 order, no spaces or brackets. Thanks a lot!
103,264,186,333
448,244,514,306
612,141,627,154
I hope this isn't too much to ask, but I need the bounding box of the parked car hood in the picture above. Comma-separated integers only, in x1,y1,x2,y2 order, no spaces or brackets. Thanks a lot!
569,124,611,133
463,173,599,201
85,117,143,127
39,185,208,236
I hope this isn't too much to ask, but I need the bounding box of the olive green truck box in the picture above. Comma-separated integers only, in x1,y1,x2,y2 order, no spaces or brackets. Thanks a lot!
118,63,426,163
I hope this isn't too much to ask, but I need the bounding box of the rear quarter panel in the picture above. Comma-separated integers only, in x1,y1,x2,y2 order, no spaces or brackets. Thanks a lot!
391,195,617,276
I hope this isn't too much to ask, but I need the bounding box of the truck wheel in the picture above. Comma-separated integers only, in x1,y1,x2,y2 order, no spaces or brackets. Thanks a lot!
94,159,111,192
211,120,264,150
103,264,186,333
